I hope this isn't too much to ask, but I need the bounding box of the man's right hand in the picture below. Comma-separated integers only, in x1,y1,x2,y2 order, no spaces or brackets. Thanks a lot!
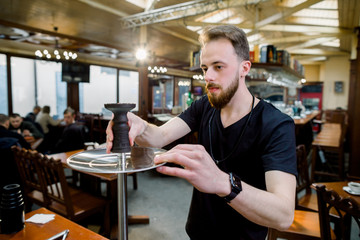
106,112,147,153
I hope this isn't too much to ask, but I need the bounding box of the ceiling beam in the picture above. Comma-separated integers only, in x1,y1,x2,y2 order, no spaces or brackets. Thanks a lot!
145,0,158,11
77,0,200,46
256,0,322,28
288,48,349,56
251,33,340,45
120,0,264,28
258,24,353,34
285,37,337,51
246,0,323,37
152,26,200,45
77,0,128,17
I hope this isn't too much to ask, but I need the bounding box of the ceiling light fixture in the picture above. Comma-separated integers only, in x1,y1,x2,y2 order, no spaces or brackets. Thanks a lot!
148,66,167,74
135,48,147,60
192,74,204,80
34,27,77,61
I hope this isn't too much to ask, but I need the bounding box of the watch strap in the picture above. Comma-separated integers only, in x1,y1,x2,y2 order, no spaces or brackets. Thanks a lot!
223,172,242,203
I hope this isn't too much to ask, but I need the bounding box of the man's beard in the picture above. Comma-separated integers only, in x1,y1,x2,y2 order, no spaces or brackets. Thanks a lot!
206,75,239,109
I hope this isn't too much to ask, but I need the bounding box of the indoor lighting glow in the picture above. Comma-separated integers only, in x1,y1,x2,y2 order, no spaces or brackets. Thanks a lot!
192,74,204,80
148,66,167,74
135,48,147,60
35,48,78,61
34,27,78,61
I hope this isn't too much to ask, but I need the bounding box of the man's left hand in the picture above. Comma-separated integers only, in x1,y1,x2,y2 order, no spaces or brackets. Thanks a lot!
154,144,229,195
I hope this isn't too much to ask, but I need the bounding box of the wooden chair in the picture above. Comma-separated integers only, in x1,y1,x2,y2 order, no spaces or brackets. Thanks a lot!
11,146,46,211
324,109,348,126
267,209,322,240
80,113,106,143
268,145,322,240
296,144,318,212
34,152,110,236
312,123,347,182
314,184,360,240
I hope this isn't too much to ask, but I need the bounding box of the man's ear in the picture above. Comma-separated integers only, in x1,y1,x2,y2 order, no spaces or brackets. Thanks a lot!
241,60,251,77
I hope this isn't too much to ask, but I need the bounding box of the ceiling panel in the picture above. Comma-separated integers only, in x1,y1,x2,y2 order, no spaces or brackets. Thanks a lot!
0,0,359,69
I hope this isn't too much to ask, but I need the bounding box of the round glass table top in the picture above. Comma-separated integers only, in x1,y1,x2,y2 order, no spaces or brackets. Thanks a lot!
67,146,166,173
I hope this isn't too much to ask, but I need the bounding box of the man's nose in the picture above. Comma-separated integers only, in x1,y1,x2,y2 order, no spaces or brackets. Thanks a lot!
204,69,215,83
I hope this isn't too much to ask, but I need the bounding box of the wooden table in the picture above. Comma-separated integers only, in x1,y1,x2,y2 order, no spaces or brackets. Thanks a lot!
47,149,149,239
24,136,44,150
311,123,343,180
313,181,360,204
293,110,320,126
48,149,117,181
293,110,320,153
0,207,108,240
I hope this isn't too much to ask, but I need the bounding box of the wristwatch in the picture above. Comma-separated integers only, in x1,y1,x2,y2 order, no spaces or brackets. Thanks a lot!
223,172,242,203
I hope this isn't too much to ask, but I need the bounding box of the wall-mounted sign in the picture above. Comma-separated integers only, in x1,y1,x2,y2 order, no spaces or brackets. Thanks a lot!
334,81,343,93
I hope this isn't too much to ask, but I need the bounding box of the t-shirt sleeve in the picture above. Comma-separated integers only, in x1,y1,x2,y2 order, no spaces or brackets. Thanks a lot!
178,95,208,132
262,117,298,177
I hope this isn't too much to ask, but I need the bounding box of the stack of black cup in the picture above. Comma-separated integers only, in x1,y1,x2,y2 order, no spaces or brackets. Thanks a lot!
0,184,25,234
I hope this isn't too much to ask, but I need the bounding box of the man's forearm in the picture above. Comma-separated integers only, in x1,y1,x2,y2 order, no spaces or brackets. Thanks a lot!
134,123,165,148
134,117,191,148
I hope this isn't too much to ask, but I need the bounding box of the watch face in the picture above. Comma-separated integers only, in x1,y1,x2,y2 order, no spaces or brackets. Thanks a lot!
230,173,242,193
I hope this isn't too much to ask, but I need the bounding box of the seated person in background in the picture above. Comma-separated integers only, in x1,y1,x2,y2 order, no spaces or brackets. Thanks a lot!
53,107,85,153
36,105,62,135
0,114,31,149
0,114,25,194
25,105,44,134
25,105,41,122
9,113,44,139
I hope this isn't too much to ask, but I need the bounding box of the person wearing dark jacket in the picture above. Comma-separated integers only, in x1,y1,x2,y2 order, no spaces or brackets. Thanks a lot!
9,113,44,139
0,114,31,149
0,114,30,192
53,107,85,153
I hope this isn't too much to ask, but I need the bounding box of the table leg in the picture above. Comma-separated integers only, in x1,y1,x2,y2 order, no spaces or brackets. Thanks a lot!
118,152,128,240
311,145,317,182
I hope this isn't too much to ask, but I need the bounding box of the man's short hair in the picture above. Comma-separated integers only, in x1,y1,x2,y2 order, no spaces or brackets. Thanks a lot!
42,106,50,114
198,25,250,61
9,113,21,119
64,107,75,116
0,114,9,124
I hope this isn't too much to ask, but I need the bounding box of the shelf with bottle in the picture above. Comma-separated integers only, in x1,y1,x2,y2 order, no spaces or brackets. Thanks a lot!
189,46,304,88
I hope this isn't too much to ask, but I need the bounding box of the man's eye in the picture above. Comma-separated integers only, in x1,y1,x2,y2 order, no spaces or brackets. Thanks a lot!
202,68,207,73
215,66,223,70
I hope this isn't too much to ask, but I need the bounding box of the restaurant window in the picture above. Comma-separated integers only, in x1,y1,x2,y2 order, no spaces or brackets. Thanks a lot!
11,57,36,117
0,54,8,114
36,60,66,117
175,78,191,107
119,70,139,111
79,65,117,114
153,77,174,112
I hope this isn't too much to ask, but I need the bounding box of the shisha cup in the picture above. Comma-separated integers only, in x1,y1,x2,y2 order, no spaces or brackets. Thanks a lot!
0,184,25,234
104,103,135,154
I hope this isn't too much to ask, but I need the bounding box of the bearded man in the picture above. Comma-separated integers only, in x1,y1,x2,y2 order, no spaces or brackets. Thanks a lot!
106,25,297,240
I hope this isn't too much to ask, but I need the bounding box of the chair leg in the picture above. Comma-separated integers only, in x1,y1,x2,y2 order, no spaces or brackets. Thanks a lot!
267,228,277,240
100,203,110,238
132,173,137,190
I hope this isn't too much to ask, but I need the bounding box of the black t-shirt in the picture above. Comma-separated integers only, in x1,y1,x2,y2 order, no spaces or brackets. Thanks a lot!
178,95,297,240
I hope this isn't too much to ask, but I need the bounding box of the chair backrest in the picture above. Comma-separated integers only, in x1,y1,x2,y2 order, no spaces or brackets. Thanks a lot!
314,184,360,240
34,153,75,218
295,145,311,204
11,146,42,194
324,109,347,123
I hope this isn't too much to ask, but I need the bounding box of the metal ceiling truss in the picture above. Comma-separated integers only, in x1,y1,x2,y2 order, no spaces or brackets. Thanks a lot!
121,0,264,28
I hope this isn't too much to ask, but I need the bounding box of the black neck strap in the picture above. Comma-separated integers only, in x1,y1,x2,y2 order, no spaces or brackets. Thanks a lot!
208,95,255,164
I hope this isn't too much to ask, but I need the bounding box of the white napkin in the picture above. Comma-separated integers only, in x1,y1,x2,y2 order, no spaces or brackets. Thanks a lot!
26,214,55,224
